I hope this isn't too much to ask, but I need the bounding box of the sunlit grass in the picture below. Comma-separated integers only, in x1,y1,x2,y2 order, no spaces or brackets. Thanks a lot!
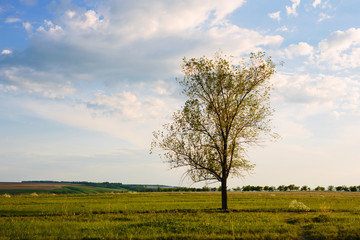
1,191,360,239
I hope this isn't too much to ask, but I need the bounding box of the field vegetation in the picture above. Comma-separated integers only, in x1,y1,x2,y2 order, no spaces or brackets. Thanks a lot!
1,191,360,239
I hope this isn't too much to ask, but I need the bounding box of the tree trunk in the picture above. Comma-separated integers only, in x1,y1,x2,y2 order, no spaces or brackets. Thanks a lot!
221,177,227,210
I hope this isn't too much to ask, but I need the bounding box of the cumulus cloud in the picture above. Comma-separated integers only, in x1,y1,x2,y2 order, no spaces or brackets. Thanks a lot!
268,11,281,22
0,0,286,149
284,42,314,59
286,0,301,16
22,22,33,32
317,28,360,69
312,0,321,8
1,49,12,55
0,0,283,98
274,72,360,116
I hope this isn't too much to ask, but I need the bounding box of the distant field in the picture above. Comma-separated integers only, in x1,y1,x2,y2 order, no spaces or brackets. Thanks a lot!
0,182,127,195
0,182,71,190
1,191,360,239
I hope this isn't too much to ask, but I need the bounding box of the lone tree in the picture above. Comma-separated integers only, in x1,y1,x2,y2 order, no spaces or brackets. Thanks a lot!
151,52,277,210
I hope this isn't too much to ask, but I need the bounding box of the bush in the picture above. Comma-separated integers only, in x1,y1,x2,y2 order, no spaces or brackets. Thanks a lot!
287,184,300,191
336,186,343,191
314,186,325,191
301,185,310,191
288,200,310,212
350,186,358,192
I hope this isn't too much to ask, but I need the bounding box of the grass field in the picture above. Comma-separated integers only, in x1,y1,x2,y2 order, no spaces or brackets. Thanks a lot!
0,182,128,195
1,191,360,239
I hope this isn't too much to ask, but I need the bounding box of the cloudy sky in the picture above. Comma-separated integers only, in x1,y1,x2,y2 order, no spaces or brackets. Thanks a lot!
1,0,360,188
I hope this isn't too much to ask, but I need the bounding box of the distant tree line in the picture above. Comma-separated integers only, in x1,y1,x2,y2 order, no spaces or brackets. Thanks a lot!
232,185,360,192
139,185,360,192
22,181,360,192
138,186,220,192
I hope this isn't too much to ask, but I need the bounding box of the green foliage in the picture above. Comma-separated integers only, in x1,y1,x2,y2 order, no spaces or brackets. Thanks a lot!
301,185,310,191
336,185,350,192
314,186,325,191
152,52,277,209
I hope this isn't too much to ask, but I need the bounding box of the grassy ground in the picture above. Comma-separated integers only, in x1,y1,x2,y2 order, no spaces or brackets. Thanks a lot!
1,191,360,239
0,182,128,195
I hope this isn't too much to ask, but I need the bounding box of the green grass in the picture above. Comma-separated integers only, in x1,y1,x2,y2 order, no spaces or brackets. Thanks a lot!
0,185,127,195
1,191,360,239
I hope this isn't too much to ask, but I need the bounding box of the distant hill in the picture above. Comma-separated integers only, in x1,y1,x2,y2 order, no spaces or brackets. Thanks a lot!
21,181,174,191
0,181,175,195
0,181,216,195
0,182,127,195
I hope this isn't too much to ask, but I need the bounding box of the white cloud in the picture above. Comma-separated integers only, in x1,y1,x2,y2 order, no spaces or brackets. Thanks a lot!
318,12,332,22
5,17,21,23
283,42,314,59
273,72,360,116
0,0,283,97
86,81,179,122
312,0,321,8
0,0,284,152
286,0,301,16
1,49,12,55
0,67,75,98
22,22,33,32
102,0,246,38
63,10,106,31
317,28,360,69
14,95,173,148
276,26,289,32
0,84,18,92
268,11,281,22
66,10,76,19
87,91,143,121
37,20,63,34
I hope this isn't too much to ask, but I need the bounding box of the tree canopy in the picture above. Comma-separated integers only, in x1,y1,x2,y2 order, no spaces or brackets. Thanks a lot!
152,52,277,209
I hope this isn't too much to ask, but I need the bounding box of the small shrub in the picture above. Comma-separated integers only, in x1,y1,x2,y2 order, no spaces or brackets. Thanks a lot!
288,200,310,212
3,193,11,198
300,185,310,191
30,192,38,197
350,186,358,192
314,186,325,191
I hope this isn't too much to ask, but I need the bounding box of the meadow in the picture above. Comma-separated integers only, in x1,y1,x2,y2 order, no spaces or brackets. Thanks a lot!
1,191,360,239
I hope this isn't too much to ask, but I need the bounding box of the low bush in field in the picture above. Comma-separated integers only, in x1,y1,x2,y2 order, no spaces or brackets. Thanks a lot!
288,200,310,212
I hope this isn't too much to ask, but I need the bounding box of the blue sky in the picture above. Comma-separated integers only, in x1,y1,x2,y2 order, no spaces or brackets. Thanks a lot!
1,0,360,188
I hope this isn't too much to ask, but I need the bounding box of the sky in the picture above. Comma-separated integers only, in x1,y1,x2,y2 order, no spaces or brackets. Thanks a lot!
1,0,360,188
